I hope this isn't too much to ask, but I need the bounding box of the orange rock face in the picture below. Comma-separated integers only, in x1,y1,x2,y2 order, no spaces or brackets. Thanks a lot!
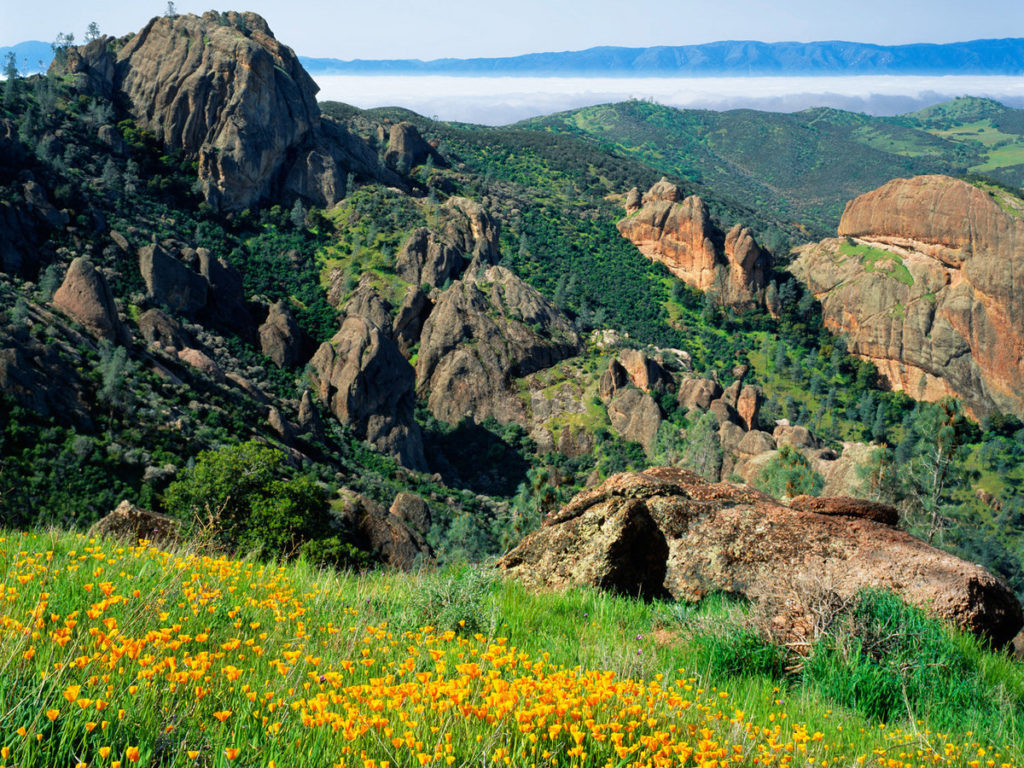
617,179,769,308
792,175,1024,419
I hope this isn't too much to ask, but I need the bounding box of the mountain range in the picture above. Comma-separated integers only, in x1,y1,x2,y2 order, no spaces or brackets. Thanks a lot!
6,37,1024,78
299,38,1024,76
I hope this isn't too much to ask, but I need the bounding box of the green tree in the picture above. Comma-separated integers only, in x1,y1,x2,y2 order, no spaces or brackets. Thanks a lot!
754,444,824,499
85,22,101,43
3,52,17,108
680,410,723,481
162,440,330,554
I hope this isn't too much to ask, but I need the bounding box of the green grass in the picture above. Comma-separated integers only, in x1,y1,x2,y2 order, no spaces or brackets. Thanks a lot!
2,529,1022,768
839,240,914,286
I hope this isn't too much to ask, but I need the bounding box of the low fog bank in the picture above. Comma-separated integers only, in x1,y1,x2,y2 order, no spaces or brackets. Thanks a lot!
313,74,1024,125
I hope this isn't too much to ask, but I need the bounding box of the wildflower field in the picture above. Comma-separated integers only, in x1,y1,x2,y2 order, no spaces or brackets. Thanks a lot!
0,530,1021,768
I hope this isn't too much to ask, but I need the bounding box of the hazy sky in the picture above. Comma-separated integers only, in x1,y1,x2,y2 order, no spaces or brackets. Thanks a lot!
3,0,1024,58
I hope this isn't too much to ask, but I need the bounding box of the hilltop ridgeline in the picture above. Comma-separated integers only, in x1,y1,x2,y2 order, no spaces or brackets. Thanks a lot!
792,175,1024,419
53,11,399,211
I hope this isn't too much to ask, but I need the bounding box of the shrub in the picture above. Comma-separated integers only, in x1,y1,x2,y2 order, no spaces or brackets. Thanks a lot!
162,440,330,555
755,444,824,499
801,588,988,726
397,564,497,635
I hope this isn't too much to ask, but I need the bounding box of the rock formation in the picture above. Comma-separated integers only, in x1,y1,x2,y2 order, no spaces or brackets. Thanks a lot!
792,175,1024,419
259,300,305,367
415,265,583,425
499,467,1023,646
333,490,433,571
90,500,180,544
617,179,770,308
384,122,436,174
54,13,397,211
51,257,130,345
310,315,427,470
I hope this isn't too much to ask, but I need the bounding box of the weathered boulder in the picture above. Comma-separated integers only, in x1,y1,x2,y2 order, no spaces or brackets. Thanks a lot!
259,300,305,367
416,265,582,426
599,359,630,400
624,186,643,214
343,276,393,333
310,316,427,470
296,390,325,441
618,179,770,308
137,308,192,351
618,348,675,393
385,122,434,174
334,490,433,571
792,175,1024,419
89,500,179,543
499,467,1023,646
177,347,225,381
389,491,432,532
773,424,820,450
51,257,130,345
606,387,663,453
678,376,722,412
735,383,763,431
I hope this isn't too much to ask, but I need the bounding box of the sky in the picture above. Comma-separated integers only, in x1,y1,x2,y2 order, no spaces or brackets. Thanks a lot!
3,0,1024,58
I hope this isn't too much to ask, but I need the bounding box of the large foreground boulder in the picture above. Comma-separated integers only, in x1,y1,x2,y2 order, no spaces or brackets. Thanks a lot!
499,467,1023,646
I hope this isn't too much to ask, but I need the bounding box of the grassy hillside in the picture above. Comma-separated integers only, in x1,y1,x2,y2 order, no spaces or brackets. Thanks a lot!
518,98,1024,239
1,529,1022,767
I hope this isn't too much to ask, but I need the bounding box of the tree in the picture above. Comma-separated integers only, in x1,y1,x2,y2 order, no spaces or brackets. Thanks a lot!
3,52,17,108
290,199,306,230
51,32,75,68
165,2,178,18
162,440,330,553
755,444,824,500
85,22,101,43
680,410,723,481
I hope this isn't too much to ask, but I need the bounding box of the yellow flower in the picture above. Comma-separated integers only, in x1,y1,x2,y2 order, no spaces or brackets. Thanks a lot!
225,747,240,761
212,710,232,722
187,751,200,760
126,746,140,763
46,709,60,721
99,747,111,758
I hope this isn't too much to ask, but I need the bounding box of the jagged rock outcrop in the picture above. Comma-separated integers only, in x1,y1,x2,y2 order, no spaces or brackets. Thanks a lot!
139,244,253,336
389,491,432,533
297,390,325,442
54,12,397,211
678,376,722,412
259,300,305,367
499,467,1023,645
618,348,675,393
618,179,770,308
439,197,501,263
310,315,427,470
395,227,465,289
342,276,393,333
140,244,208,316
792,175,1024,419
392,288,431,357
415,265,582,425
51,257,130,345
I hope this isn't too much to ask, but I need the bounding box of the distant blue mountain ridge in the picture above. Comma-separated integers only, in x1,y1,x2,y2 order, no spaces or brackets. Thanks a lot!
299,38,1024,76
0,41,54,74
5,37,1024,79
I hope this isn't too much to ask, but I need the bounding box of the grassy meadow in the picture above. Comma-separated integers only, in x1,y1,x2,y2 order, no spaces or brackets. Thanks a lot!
1,529,1023,768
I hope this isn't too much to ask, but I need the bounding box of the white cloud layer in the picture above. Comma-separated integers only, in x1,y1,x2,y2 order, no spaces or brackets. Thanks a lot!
313,75,1024,125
